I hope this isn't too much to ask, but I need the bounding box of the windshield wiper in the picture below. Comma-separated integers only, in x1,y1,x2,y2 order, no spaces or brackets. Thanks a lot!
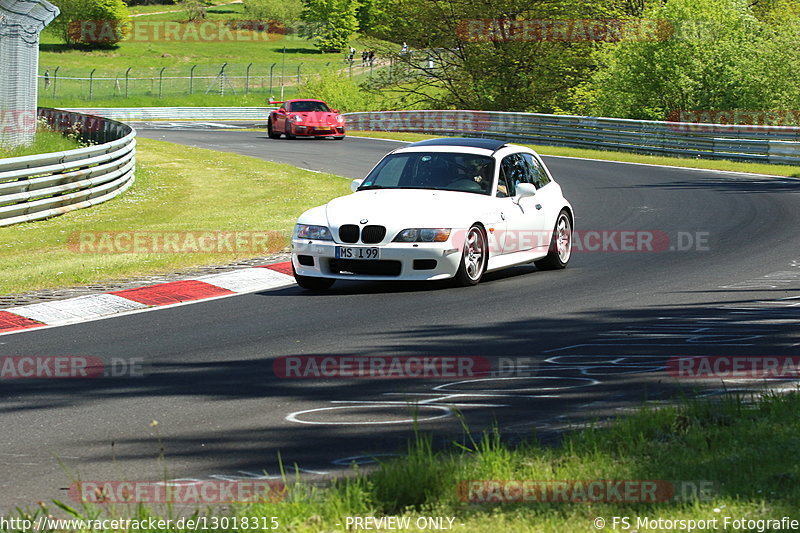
358,185,386,190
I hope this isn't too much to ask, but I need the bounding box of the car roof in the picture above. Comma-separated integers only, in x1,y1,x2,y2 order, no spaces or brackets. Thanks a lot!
406,137,507,151
286,98,327,103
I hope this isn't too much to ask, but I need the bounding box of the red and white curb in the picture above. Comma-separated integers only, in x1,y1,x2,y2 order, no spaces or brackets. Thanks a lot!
0,262,295,336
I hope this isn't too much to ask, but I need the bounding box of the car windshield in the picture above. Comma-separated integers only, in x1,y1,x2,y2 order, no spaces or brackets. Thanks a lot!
360,152,495,195
288,101,331,112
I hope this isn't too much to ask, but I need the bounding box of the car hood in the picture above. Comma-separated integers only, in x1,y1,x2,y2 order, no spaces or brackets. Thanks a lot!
292,111,339,124
324,189,493,230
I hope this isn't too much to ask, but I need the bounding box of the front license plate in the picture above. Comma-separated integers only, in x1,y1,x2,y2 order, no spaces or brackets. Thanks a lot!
335,246,380,260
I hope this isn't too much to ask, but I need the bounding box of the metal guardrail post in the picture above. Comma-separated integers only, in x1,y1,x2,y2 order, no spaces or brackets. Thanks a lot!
189,64,197,95
88,68,96,101
245,62,252,95
158,67,165,98
269,62,276,97
280,47,286,100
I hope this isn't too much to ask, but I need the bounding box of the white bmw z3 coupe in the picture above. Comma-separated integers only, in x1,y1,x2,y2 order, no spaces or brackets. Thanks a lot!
291,137,574,289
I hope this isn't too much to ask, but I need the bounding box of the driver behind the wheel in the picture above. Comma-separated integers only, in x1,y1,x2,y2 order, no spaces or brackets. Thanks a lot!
470,160,492,193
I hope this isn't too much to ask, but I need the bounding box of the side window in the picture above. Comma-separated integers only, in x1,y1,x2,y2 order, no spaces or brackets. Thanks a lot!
522,153,551,189
497,155,517,197
510,153,535,188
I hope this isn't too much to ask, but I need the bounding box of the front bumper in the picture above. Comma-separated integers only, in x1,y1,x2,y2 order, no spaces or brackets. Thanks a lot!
293,124,345,136
292,240,463,281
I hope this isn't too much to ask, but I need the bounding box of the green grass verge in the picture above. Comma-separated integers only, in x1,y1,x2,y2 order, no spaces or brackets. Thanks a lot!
8,391,800,532
0,137,350,295
350,131,800,178
38,1,378,106
0,129,83,158
41,93,299,109
127,1,234,17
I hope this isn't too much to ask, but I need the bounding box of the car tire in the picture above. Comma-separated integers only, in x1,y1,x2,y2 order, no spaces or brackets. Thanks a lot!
293,264,335,290
454,225,487,286
534,210,572,270
285,125,296,140
267,121,281,139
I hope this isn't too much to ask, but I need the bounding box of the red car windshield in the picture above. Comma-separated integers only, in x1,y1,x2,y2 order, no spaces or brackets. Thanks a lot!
288,101,331,113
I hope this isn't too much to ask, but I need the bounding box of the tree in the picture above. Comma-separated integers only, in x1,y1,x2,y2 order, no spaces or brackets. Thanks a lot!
355,0,390,35
580,0,800,120
363,0,636,112
300,0,361,52
49,0,130,47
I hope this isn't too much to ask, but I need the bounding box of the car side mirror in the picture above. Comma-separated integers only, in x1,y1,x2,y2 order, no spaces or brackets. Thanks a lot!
333,109,339,114
516,182,537,198
351,179,364,193
278,108,285,114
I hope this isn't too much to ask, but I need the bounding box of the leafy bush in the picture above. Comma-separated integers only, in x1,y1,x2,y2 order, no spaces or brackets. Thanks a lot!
243,0,303,25
179,0,207,21
49,0,130,47
297,69,380,112
581,0,800,120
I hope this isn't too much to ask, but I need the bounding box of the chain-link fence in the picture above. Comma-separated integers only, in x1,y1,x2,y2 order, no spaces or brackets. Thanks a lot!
36,60,382,102
0,0,59,148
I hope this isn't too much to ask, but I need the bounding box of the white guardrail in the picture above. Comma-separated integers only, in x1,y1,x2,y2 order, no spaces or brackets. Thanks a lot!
63,107,274,121
60,107,800,166
0,108,135,227
344,110,800,166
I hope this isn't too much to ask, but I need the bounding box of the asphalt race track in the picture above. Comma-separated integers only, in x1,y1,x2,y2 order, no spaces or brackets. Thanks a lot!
2,127,799,511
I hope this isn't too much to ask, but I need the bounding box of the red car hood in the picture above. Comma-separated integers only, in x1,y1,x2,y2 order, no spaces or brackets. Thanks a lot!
291,111,340,125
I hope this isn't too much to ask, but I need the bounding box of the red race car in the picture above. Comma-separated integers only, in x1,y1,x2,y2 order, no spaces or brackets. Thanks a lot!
267,99,345,140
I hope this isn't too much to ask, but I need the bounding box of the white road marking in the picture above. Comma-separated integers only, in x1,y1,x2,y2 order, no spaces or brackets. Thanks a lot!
196,268,294,293
10,294,147,326
285,404,453,425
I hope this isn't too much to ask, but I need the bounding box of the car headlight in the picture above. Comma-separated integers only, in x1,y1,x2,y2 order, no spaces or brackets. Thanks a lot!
336,115,344,123
291,114,303,123
296,224,332,240
393,228,451,242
